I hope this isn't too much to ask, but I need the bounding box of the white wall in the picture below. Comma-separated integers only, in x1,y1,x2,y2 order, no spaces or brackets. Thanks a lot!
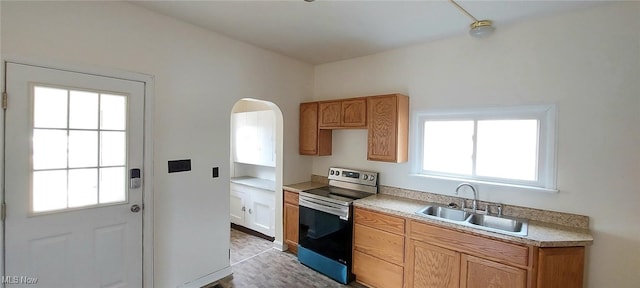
1,1,313,287
314,2,639,288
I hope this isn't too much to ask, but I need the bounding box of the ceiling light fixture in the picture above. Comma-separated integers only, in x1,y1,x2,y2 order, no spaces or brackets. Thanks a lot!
449,0,495,38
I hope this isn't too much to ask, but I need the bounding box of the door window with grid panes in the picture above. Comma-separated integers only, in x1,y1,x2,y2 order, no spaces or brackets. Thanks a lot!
31,85,128,213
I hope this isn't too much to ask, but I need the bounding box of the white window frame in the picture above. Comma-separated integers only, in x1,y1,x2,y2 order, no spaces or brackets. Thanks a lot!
412,105,558,192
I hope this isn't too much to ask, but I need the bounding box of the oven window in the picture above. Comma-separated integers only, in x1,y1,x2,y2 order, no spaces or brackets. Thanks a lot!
298,205,352,264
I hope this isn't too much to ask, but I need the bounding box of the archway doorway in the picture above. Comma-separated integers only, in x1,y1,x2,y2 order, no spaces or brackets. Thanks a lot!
228,98,284,266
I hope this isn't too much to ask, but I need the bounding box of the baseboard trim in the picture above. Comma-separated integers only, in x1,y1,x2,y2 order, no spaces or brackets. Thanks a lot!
178,266,232,288
230,223,275,242
272,240,287,251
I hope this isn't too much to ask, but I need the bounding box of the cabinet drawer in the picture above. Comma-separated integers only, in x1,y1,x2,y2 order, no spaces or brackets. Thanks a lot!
354,224,404,266
355,208,405,235
410,220,529,267
283,190,299,205
354,250,403,288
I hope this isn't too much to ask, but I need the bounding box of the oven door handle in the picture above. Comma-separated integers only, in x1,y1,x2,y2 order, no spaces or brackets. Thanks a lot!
299,197,350,221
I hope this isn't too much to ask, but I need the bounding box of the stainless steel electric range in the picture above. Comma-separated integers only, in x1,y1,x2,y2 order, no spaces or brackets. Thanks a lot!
298,167,378,284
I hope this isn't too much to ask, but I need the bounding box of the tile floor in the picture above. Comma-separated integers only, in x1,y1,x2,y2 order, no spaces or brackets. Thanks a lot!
219,228,363,288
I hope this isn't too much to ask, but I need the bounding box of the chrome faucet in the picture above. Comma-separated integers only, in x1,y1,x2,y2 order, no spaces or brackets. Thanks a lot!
455,183,478,213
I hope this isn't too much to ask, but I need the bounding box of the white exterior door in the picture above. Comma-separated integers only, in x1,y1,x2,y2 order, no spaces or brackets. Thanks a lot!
4,63,145,287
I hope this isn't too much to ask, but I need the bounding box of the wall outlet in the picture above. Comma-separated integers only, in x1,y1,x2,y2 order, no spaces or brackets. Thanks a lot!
212,167,219,178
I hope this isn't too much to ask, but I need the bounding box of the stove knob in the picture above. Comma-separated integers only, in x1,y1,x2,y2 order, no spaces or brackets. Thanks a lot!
369,175,376,182
363,175,368,180
330,170,335,175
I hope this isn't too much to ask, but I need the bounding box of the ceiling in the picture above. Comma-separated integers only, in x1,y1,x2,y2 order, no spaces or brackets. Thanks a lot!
133,1,606,65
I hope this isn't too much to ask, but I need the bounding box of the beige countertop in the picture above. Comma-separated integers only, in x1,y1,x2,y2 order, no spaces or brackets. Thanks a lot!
282,181,327,193
355,194,594,248
231,176,275,191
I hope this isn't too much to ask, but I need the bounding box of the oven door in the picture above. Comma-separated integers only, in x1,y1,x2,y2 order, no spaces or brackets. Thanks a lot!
298,196,353,265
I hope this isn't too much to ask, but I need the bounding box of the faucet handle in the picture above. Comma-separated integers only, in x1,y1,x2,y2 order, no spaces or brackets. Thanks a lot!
486,203,503,216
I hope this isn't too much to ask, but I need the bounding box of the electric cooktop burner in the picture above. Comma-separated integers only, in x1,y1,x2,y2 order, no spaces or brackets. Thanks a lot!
304,186,373,203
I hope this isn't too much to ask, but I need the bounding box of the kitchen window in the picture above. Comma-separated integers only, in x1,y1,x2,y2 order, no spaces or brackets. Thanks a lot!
414,105,557,191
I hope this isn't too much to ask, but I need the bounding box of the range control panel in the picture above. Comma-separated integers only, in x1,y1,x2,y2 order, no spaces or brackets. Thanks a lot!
328,167,378,187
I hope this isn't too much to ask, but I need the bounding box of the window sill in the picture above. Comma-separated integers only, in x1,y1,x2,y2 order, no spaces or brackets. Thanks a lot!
409,173,559,194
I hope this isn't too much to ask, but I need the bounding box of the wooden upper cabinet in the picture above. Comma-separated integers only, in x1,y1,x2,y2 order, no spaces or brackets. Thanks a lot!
367,94,409,162
300,94,407,159
318,98,367,128
318,101,341,128
299,102,332,156
341,98,367,127
299,102,319,155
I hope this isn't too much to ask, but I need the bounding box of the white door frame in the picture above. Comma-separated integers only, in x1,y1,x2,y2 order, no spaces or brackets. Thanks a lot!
0,57,155,288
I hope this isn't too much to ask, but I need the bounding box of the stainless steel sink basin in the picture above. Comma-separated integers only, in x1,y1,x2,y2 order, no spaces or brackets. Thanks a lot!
416,205,469,221
467,214,528,235
415,204,529,236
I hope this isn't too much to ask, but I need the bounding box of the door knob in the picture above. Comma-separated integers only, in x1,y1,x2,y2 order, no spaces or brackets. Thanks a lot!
131,204,141,213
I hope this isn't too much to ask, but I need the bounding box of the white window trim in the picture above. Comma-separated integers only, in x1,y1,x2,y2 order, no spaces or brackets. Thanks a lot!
411,104,558,193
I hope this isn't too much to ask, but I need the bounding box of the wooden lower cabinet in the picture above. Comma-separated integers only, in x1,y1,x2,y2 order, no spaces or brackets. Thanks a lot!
461,254,526,288
283,190,299,254
405,220,528,288
353,250,403,288
353,208,405,288
403,219,586,288
405,239,460,288
537,247,585,288
352,208,586,288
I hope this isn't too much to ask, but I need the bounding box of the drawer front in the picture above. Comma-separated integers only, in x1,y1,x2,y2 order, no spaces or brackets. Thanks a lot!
283,190,299,205
354,250,403,288
354,224,404,266
410,220,529,267
355,207,405,235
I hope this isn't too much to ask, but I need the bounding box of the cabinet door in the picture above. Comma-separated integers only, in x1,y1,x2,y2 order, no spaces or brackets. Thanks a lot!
367,94,409,162
318,101,341,128
257,110,275,166
341,98,367,127
537,247,584,288
246,192,275,237
299,102,319,155
284,202,299,253
230,188,245,226
460,254,526,288
406,240,460,288
232,112,256,164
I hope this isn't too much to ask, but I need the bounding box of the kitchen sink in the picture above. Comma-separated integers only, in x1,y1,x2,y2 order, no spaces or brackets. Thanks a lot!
467,214,528,234
416,205,469,221
415,204,528,236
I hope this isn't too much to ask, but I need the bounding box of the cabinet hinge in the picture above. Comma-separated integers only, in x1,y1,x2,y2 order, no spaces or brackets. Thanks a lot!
1,202,6,221
2,92,7,110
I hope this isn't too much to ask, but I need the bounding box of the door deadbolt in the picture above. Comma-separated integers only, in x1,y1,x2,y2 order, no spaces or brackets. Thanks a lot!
130,204,141,213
